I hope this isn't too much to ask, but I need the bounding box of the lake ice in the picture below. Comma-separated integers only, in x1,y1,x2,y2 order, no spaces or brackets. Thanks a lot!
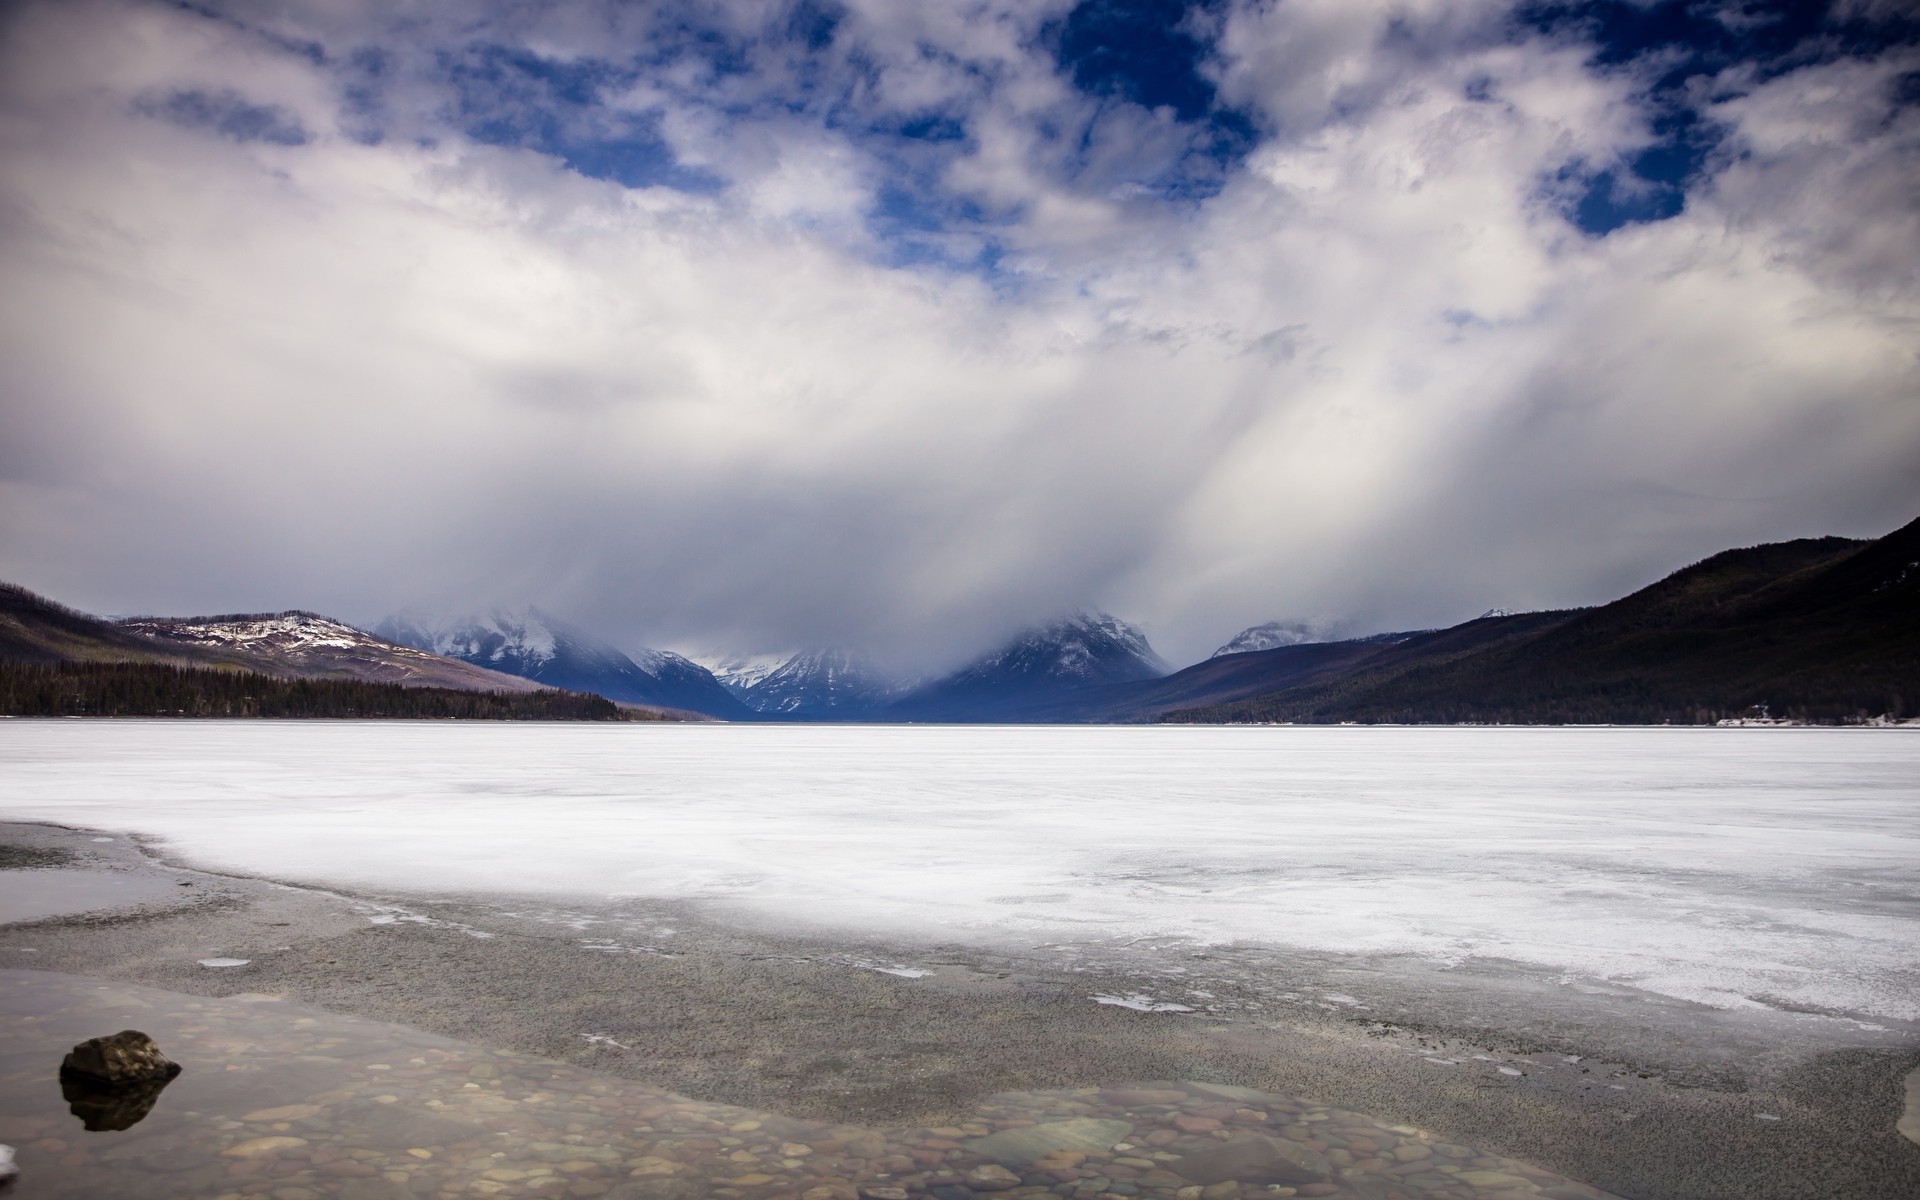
1,721,1915,1020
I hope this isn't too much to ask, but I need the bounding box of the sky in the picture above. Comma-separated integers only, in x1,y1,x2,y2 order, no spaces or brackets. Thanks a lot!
0,0,1915,671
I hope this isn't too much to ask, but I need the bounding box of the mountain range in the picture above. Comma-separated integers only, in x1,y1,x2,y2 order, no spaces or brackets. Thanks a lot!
375,609,749,719
0,592,539,694
1159,518,1920,725
3,512,1914,723
0,587,630,720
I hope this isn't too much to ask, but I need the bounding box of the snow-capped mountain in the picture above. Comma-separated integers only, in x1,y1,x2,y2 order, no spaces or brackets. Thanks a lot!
1210,620,1341,658
699,651,791,698
375,608,748,719
739,649,914,718
1210,620,1438,658
117,611,546,693
887,611,1169,721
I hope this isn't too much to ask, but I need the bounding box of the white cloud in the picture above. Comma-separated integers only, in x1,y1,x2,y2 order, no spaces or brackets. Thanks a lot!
0,0,1914,671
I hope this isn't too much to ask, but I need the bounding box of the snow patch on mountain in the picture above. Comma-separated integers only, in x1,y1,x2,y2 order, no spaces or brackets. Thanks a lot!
114,610,547,693
694,651,792,697
119,611,377,654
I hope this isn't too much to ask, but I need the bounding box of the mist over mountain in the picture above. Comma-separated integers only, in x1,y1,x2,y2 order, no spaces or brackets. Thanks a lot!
703,652,790,699
5,507,1914,724
887,612,1169,723
1212,621,1342,658
376,609,747,720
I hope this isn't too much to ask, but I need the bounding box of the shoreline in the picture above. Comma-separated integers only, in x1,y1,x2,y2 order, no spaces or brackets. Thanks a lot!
3,820,1919,1198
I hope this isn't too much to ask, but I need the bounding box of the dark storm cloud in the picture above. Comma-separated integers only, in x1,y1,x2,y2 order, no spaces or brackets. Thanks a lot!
1,0,1916,670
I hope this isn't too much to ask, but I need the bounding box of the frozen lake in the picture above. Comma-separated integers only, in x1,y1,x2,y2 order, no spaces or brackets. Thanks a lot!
1,721,1916,1020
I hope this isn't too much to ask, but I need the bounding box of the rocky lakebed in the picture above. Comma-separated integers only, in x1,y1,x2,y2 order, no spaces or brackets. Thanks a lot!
0,970,1619,1200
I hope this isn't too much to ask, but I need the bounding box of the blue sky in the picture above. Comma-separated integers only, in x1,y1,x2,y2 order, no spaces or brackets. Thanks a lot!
1,0,1916,667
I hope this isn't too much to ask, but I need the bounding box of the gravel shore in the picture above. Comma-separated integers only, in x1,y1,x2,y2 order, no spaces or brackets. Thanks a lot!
4,819,1917,1200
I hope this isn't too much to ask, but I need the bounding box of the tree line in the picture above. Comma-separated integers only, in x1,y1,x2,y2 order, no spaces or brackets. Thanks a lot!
0,661,637,721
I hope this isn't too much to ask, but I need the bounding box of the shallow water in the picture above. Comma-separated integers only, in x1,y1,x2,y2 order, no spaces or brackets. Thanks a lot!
0,868,186,924
0,968,1619,1200
1,722,1915,1021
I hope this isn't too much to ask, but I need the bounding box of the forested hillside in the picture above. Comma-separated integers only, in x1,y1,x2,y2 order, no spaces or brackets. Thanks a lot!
0,661,634,720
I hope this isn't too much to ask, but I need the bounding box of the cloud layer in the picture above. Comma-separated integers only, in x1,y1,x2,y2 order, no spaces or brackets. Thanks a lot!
2,0,1916,668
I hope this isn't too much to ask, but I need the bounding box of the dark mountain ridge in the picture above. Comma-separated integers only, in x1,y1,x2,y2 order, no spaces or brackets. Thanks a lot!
0,581,190,666
1048,623,1503,724
1164,520,1917,725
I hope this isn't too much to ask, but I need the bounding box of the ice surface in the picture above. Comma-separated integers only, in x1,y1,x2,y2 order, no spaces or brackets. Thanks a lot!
1093,994,1196,1012
1,723,1915,1019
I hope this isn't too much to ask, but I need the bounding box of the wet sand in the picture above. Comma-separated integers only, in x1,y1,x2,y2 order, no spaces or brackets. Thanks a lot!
3,820,1918,1199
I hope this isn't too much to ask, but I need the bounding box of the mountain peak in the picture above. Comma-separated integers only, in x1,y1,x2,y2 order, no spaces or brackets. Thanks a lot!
738,647,913,717
886,610,1168,721
1002,611,1169,678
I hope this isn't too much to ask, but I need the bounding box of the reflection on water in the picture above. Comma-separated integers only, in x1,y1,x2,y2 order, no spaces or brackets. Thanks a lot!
60,1067,179,1132
0,969,1618,1200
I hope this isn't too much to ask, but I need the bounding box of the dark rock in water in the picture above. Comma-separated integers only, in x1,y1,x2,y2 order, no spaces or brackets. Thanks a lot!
1170,1135,1330,1186
58,1031,183,1132
59,1071,177,1132
60,1030,182,1084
